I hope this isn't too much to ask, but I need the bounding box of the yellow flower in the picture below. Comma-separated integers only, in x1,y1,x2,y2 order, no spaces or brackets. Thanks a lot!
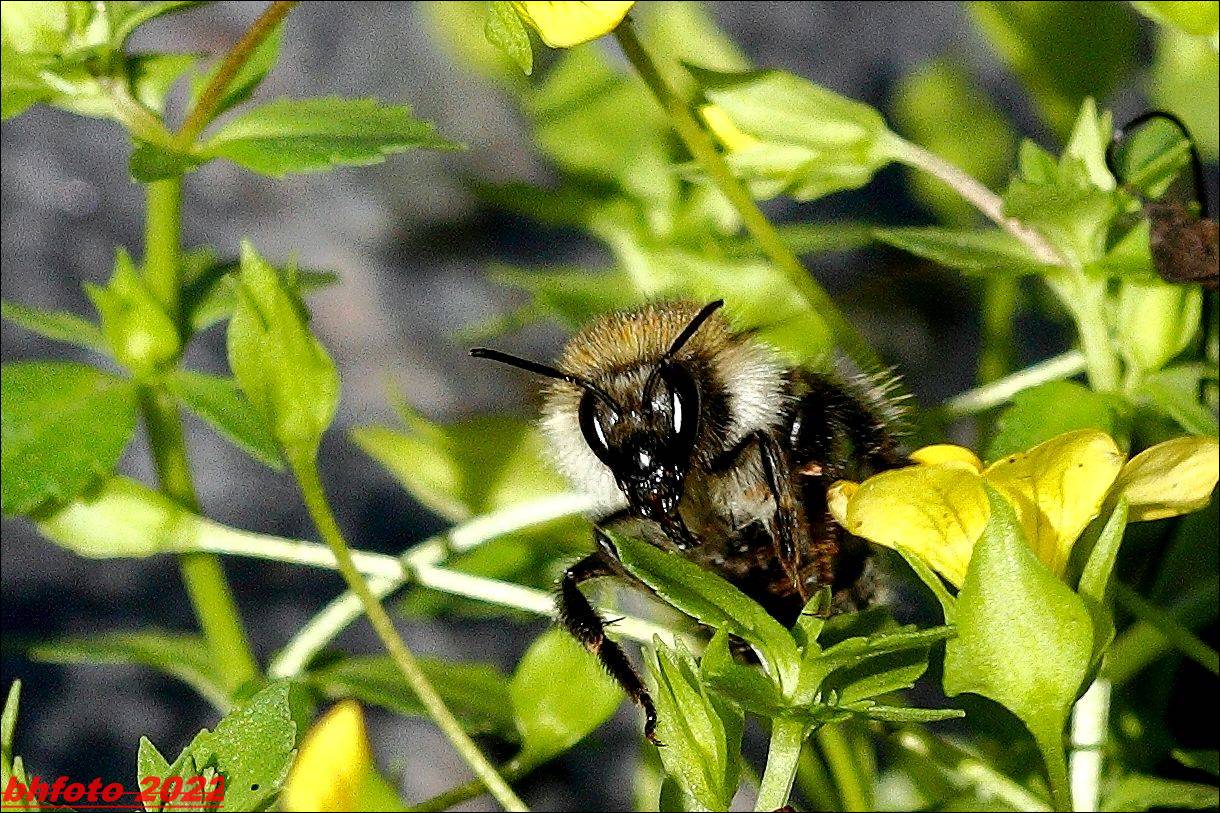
829,430,1219,587
700,104,762,152
511,1,635,48
282,701,374,812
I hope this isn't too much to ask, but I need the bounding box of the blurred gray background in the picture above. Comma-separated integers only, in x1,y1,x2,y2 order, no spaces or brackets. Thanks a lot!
0,2,1200,809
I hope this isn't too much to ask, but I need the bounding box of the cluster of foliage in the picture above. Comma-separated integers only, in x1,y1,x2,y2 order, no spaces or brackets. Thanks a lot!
1,1,1218,811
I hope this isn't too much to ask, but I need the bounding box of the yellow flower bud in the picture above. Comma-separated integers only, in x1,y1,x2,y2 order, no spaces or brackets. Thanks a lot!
282,701,373,812
1114,436,1220,521
510,1,635,48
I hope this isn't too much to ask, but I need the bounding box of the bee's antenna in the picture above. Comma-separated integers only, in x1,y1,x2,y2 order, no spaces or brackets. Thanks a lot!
1106,110,1210,220
469,347,619,409
665,299,725,358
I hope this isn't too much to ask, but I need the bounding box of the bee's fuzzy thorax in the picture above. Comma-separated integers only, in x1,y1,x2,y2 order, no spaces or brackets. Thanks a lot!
541,301,789,504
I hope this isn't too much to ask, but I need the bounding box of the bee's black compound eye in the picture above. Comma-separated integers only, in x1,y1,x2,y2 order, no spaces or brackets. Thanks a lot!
579,389,618,466
647,363,700,452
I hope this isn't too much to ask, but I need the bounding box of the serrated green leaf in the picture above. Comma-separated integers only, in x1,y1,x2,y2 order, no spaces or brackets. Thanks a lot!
608,530,800,691
145,682,300,812
967,1,1137,138
1101,774,1220,812
168,369,284,469
510,628,624,762
484,1,532,75
200,97,461,177
189,17,283,118
306,653,517,740
227,241,339,458
986,381,1130,462
30,631,228,710
1,362,137,515
1,299,106,351
875,227,1050,277
943,487,1093,809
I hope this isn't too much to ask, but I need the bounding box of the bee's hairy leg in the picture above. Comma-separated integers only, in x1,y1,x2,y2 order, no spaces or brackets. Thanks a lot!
556,544,660,745
714,431,806,600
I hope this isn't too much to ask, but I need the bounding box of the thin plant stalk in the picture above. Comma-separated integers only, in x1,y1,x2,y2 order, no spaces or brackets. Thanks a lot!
288,454,527,812
816,724,872,812
613,19,884,375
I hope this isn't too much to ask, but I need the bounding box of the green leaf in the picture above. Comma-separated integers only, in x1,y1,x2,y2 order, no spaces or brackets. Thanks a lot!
638,0,750,105
1,299,106,351
1148,26,1219,158
1115,280,1203,375
1,2,70,54
190,17,283,118
109,1,204,47
874,227,1050,277
29,631,228,710
128,51,198,113
1173,749,1220,778
484,1,532,75
129,139,203,182
697,67,895,202
1,681,22,801
492,265,641,330
1078,498,1130,610
305,653,517,740
896,547,958,623
608,530,800,691
142,681,301,812
200,97,461,177
1,47,54,120
352,408,565,521
510,628,624,762
967,1,1138,138
986,381,1130,462
168,369,284,469
943,487,1093,810
1137,364,1220,436
85,248,181,376
699,627,786,716
1101,774,1220,812
227,241,340,458
1133,1,1220,40
890,57,1018,225
1,362,137,515
851,703,965,723
648,640,742,811
34,476,195,557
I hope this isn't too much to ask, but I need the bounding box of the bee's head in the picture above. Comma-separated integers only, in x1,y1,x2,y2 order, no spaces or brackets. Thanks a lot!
471,300,725,528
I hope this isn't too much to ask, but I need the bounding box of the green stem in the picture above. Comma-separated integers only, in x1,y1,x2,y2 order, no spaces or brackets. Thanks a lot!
613,20,884,375
942,350,1086,416
174,1,298,148
1063,277,1122,392
795,741,843,811
979,278,1019,385
887,137,1065,266
816,724,871,812
409,756,534,813
1035,728,1073,813
1104,579,1217,685
755,719,809,811
143,178,184,319
288,453,527,813
138,386,259,690
139,179,259,692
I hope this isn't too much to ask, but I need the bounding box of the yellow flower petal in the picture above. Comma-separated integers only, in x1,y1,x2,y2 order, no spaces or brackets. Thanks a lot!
910,444,983,472
282,701,373,812
826,479,858,529
700,104,762,152
838,464,989,587
983,429,1124,576
511,1,635,48
1114,436,1220,521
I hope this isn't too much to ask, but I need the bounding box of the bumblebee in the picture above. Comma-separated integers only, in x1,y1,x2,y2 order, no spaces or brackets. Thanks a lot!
472,299,905,741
